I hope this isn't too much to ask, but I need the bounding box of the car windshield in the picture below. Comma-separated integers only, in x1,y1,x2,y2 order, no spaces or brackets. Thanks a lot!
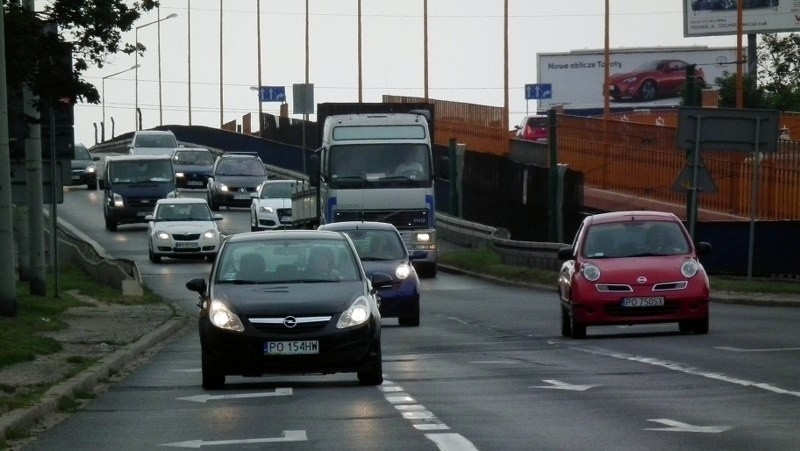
175,151,214,165
74,145,91,160
109,160,174,183
156,203,212,221
338,229,406,261
583,220,690,258
215,239,361,284
260,182,295,199
328,144,431,188
216,159,266,176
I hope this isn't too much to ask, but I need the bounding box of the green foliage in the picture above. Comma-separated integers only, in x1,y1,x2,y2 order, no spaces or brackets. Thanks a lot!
3,0,158,106
714,71,765,108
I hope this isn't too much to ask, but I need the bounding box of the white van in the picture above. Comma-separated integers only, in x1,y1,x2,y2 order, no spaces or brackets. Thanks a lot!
129,130,178,157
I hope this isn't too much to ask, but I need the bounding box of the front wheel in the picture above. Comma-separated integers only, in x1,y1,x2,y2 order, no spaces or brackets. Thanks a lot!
640,80,657,102
560,306,571,337
357,344,383,385
570,311,586,339
201,351,225,390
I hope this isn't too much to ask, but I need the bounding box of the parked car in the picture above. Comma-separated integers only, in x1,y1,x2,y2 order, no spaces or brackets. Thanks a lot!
319,221,421,326
146,198,223,263
206,153,270,211
249,180,296,231
556,210,712,339
69,144,97,190
173,147,215,189
608,59,704,102
185,229,392,389
514,115,548,142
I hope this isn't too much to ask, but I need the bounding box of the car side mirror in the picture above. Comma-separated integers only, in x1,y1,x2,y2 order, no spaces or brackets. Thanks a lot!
370,272,393,292
213,214,223,221
144,214,154,221
557,246,575,260
695,241,712,255
186,277,207,294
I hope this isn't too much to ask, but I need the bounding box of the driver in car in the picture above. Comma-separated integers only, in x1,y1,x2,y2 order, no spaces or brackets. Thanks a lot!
394,153,424,175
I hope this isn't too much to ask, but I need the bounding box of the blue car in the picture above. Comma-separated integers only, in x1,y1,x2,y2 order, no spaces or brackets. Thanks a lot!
173,147,215,189
319,221,421,326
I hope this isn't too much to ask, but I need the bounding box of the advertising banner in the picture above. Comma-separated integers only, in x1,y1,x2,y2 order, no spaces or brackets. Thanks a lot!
684,0,800,37
535,46,739,111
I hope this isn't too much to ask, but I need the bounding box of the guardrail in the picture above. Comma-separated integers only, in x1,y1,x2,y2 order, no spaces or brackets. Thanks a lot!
267,164,566,272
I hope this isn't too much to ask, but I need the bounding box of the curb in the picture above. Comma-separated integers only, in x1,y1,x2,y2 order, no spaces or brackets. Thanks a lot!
0,314,192,443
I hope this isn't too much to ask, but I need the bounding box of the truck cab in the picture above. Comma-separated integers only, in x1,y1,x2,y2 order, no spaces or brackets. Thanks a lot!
101,155,176,231
294,112,438,277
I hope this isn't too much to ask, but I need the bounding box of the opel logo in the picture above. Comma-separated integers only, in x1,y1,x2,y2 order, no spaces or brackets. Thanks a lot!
283,316,298,328
239,188,246,193
637,276,648,284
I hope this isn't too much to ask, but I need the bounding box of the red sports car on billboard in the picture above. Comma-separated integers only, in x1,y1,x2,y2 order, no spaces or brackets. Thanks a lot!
607,59,704,102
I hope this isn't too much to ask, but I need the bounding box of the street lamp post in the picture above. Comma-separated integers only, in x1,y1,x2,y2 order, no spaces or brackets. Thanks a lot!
135,12,178,130
102,64,139,142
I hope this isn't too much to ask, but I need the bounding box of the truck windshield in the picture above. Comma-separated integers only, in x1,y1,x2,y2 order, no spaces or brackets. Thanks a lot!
328,144,431,188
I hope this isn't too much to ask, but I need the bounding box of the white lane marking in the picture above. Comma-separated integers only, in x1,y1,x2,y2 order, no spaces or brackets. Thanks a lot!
532,379,599,391
177,388,292,403
441,315,470,325
385,394,416,404
395,404,427,411
577,347,800,398
470,360,519,364
403,410,437,420
645,419,731,433
715,346,800,352
425,433,480,451
159,430,307,448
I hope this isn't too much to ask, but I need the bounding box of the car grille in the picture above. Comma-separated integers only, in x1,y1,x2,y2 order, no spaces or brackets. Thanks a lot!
604,302,681,317
334,209,429,229
173,233,201,240
127,198,159,209
596,281,688,293
249,315,332,332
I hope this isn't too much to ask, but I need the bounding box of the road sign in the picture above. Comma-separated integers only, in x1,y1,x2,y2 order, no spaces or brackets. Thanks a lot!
525,83,552,100
259,86,286,103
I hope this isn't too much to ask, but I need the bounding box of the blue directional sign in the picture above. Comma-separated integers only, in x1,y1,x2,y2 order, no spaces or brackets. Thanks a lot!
259,86,286,103
525,83,552,100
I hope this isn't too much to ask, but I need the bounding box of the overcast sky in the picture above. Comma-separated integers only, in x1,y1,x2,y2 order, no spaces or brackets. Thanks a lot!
74,0,737,147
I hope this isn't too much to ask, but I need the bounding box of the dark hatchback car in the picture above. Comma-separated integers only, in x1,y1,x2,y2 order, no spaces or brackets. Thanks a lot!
319,221,421,326
173,147,215,189
70,144,98,190
206,153,269,210
186,230,392,389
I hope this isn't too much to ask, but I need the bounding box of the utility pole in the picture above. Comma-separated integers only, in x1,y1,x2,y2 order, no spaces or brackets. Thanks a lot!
0,5,18,316
23,0,46,295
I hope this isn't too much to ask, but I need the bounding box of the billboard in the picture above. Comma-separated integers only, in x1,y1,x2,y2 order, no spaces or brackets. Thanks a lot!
535,46,739,111
684,0,800,37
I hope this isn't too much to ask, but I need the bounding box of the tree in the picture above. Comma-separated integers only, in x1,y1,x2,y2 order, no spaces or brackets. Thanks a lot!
757,33,800,112
4,0,159,107
713,71,765,109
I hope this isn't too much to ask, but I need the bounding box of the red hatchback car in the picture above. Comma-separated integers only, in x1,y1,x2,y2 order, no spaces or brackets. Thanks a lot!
557,211,712,338
608,59,704,102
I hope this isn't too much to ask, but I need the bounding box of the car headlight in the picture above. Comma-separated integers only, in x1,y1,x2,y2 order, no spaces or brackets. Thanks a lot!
259,206,274,213
203,229,217,239
156,231,170,240
86,166,96,174
209,300,244,332
681,260,700,278
175,172,185,178
219,184,229,192
582,263,601,282
336,296,371,329
112,192,124,207
395,263,412,280
623,76,638,84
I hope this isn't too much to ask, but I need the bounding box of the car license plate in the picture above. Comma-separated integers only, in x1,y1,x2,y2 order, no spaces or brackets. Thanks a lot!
175,242,198,249
136,211,149,217
265,340,319,355
622,297,665,307
71,175,80,181
279,216,292,223
234,193,250,200
187,181,203,186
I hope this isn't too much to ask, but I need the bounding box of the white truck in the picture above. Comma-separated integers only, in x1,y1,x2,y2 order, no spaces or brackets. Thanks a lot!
292,112,438,277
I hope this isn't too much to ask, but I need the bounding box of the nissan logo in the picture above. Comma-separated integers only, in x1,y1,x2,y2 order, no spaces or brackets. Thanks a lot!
637,276,648,284
283,316,298,328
